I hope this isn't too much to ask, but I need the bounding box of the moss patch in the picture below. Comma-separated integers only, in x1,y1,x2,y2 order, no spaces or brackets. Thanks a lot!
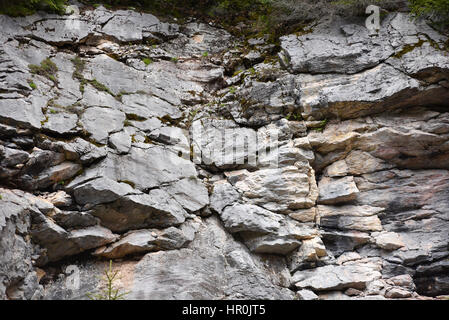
29,58,59,85
393,39,426,59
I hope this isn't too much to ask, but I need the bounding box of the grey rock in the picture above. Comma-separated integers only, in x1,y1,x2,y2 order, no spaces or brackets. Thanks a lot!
23,15,95,44
0,97,46,130
209,180,240,214
129,216,294,299
80,107,125,144
34,162,82,190
121,93,182,119
73,177,136,206
43,111,78,135
68,146,198,192
219,203,318,255
241,222,318,255
293,260,382,291
68,226,118,250
50,210,99,229
296,289,318,300
1,146,30,167
91,189,187,232
318,176,359,205
94,218,201,259
220,203,281,234
318,205,383,232
321,230,371,256
161,178,209,213
101,10,178,42
0,189,40,300
43,217,294,300
280,12,448,76
109,131,132,154
384,287,412,299
93,229,158,258
227,166,318,213
41,191,72,208
63,138,108,164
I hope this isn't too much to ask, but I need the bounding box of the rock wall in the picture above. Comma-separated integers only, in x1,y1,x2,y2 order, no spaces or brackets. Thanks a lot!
0,4,448,300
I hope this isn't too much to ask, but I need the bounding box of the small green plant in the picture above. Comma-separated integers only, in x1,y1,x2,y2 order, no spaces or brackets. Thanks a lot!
171,57,179,63
286,110,302,121
142,57,153,65
87,260,130,300
229,86,237,94
409,0,449,28
28,80,37,90
202,51,209,57
313,119,328,132
29,58,58,85
0,0,67,16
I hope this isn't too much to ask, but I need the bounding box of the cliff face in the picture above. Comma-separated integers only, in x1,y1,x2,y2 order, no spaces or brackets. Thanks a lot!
0,4,448,300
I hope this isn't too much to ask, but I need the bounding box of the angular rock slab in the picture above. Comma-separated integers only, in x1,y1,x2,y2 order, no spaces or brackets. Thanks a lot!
91,189,187,232
318,176,359,205
293,260,382,291
67,146,198,191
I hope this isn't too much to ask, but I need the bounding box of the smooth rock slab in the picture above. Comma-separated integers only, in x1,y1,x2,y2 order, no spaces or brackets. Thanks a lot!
43,112,78,135
296,289,318,300
318,205,383,232
72,177,136,206
229,166,317,213
35,162,82,189
91,189,187,232
220,203,281,234
67,146,198,192
318,176,359,205
373,231,405,251
161,178,209,213
293,262,382,291
68,226,118,250
80,107,125,144
0,97,46,130
108,131,131,154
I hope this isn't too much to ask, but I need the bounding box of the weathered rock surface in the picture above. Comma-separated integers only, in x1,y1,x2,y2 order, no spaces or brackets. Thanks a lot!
0,3,448,300
292,259,382,291
43,217,294,300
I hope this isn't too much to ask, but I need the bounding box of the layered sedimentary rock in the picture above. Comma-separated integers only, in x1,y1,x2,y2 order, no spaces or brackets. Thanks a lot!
0,3,448,300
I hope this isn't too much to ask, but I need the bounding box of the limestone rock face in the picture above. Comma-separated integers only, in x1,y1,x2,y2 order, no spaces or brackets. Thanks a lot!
0,4,448,300
280,13,449,120
43,217,294,300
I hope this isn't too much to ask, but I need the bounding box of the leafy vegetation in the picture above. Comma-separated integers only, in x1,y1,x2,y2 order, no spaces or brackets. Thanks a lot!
29,58,58,85
142,57,153,65
28,80,37,90
0,0,66,16
87,260,130,300
409,0,449,28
